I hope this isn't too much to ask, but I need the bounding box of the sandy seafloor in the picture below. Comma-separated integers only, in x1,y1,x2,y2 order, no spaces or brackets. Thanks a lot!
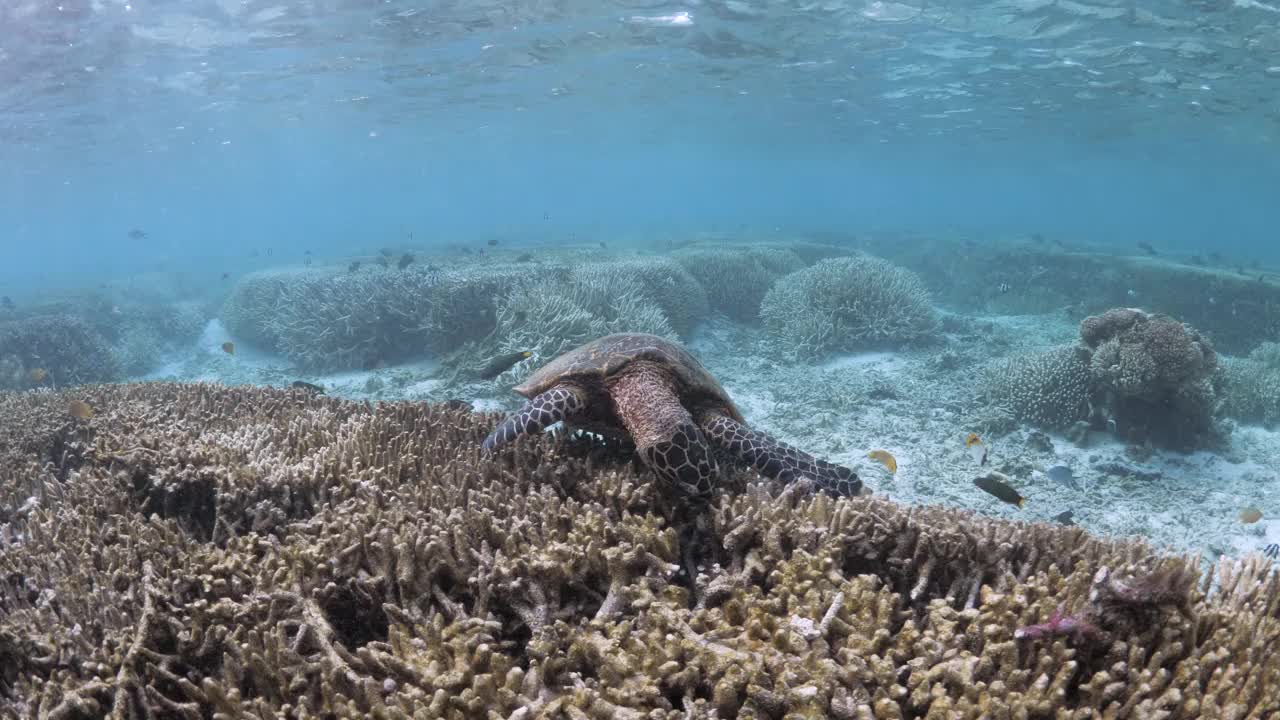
143,311,1280,568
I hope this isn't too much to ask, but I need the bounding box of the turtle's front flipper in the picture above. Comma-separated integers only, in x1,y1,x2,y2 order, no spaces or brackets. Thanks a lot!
700,412,863,497
482,385,587,451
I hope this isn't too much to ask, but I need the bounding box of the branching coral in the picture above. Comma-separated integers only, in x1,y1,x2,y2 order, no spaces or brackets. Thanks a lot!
760,254,938,360
0,314,121,390
982,345,1093,430
0,384,1277,718
220,265,526,371
672,245,806,322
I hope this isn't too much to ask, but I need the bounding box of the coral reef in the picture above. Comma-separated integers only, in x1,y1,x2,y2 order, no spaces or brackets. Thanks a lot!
575,258,709,338
221,265,525,371
439,263,681,387
672,245,806,322
1,383,1278,718
1081,308,1220,450
760,254,937,360
489,267,674,369
982,345,1093,430
0,314,121,390
1214,356,1280,428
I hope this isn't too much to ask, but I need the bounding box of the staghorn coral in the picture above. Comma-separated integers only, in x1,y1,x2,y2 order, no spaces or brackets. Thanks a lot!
1081,308,1220,450
220,265,525,371
0,383,1277,718
982,345,1094,430
470,268,676,384
760,255,938,360
573,258,710,339
0,314,120,390
672,245,805,322
1215,356,1280,427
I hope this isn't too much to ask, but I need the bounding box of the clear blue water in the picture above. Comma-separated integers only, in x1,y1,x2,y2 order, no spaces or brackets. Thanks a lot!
3,0,1280,290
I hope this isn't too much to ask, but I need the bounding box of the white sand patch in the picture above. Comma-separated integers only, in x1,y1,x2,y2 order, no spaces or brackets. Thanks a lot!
819,351,902,372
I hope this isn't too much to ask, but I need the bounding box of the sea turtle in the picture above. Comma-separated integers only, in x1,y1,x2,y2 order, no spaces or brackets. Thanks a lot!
482,333,862,497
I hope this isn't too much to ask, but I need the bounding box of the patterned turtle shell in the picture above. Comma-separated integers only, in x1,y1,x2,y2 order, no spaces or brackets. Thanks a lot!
513,333,745,423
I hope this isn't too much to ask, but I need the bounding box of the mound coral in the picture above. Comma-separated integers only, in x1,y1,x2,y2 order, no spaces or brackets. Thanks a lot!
760,255,938,360
1,383,1278,717
0,314,120,390
1081,308,1219,450
673,245,805,322
982,345,1094,430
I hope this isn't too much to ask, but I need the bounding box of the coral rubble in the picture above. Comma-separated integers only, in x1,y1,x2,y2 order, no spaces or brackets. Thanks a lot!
0,383,1277,718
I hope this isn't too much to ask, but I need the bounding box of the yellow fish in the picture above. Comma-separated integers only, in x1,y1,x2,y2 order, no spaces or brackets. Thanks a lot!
1240,507,1263,524
68,400,94,420
27,368,48,383
221,342,235,355
868,449,897,474
965,432,983,447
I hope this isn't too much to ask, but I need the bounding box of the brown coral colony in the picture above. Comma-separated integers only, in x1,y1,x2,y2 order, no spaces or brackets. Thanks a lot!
0,379,1276,718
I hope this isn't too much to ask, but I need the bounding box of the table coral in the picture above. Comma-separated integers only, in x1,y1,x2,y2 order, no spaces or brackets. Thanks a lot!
0,384,1277,718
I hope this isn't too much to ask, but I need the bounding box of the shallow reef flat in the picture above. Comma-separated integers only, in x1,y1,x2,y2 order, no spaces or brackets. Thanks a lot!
0,383,1278,717
42,234,1271,561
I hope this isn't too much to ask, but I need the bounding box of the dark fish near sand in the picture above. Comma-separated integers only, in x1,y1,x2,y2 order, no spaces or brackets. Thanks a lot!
348,261,361,272
442,399,472,411
479,350,533,379
974,472,1025,508
487,238,499,247
290,380,325,394
1053,510,1076,526
1045,465,1080,491
221,342,235,355
1,296,13,310
398,253,415,269
1137,241,1157,256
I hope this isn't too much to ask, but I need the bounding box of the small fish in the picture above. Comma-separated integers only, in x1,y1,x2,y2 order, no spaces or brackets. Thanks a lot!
974,472,1025,508
290,380,324,394
1137,241,1157,256
68,400,94,420
964,432,983,448
867,449,897,474
1,296,13,310
998,281,1011,294
27,368,47,383
599,241,607,249
380,248,395,257
127,229,148,239
516,253,533,263
442,398,472,411
487,238,499,247
1053,510,1076,526
1045,465,1080,491
221,272,230,281
348,261,362,272
1240,507,1263,524
1265,543,1279,560
398,253,415,270
221,342,235,355
478,350,533,379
